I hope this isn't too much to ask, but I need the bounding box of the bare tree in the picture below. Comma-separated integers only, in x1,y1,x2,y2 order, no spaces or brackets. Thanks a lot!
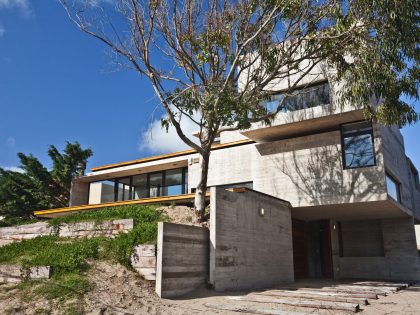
60,0,419,219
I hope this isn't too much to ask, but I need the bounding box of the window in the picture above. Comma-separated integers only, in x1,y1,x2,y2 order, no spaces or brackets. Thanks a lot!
386,173,401,202
88,167,188,204
341,121,375,169
410,164,419,191
262,82,330,113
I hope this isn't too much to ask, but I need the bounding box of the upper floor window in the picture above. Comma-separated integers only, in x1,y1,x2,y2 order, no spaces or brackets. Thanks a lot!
341,121,376,169
386,173,401,202
262,82,330,113
410,164,419,191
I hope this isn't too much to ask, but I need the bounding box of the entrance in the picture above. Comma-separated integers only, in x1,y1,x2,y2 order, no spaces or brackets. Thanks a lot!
292,219,333,279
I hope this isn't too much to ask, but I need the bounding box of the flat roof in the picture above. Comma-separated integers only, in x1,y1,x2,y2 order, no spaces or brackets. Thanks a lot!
90,139,254,172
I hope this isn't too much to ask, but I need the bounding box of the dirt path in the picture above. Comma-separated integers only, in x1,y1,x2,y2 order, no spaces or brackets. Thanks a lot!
1,262,420,315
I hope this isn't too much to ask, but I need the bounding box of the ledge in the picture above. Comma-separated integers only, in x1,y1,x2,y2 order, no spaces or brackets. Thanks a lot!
34,193,210,218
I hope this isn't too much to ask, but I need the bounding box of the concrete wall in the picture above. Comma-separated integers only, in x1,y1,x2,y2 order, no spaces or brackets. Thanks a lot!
209,187,294,291
253,128,387,208
415,225,420,250
69,179,89,206
155,222,209,298
0,219,133,246
331,218,420,280
379,125,416,211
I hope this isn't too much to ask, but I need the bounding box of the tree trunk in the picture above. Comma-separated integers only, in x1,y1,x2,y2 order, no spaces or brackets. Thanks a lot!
194,150,210,222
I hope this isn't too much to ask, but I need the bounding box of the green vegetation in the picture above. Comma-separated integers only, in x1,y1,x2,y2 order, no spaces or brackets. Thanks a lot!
0,205,168,308
0,141,93,225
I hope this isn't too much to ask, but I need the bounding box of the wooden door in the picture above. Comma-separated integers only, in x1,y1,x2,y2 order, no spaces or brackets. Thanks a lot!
292,219,308,279
320,220,333,278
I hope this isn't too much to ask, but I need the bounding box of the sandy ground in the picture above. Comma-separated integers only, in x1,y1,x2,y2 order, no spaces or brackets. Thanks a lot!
1,261,419,315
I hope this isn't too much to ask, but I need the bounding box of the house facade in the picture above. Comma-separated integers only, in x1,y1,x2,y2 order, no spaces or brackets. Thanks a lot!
34,72,420,281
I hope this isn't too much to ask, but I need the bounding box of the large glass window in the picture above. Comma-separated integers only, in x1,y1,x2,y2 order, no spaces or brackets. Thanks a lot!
132,174,148,199
165,168,184,196
149,172,163,197
386,173,401,202
116,177,132,201
341,121,375,169
88,167,188,204
263,82,330,113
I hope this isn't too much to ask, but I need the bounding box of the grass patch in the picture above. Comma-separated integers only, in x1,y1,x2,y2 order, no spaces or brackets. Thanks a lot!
48,204,165,227
0,204,168,307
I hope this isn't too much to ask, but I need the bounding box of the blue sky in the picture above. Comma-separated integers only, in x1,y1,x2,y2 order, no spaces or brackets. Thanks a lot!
0,0,419,172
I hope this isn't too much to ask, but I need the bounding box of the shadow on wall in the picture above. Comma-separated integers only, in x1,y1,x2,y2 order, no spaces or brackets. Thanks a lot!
256,134,385,206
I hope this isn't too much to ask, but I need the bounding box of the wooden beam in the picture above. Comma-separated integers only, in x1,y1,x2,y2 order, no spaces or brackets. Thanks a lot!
256,291,368,305
229,295,360,312
33,192,210,218
205,303,309,315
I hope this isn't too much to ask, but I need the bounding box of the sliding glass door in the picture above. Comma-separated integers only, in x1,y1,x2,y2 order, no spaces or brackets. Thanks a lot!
89,167,188,203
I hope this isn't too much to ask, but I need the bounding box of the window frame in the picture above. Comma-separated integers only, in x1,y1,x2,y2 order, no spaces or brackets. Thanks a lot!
386,172,402,203
88,167,188,203
340,120,376,170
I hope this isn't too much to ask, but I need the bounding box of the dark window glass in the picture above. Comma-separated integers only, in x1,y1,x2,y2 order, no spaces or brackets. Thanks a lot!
132,174,148,199
411,165,419,191
149,172,163,197
341,121,375,169
263,82,330,113
116,177,132,201
386,173,401,202
165,168,183,196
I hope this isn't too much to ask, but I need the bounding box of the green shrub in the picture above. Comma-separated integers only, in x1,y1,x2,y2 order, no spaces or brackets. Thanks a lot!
0,204,169,305
48,204,165,227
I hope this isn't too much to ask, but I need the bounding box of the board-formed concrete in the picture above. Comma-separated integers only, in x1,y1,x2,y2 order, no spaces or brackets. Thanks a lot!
331,218,420,280
155,222,209,298
209,187,294,291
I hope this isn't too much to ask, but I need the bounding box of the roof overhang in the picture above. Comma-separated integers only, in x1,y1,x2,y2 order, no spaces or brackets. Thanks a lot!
241,106,364,143
292,198,414,221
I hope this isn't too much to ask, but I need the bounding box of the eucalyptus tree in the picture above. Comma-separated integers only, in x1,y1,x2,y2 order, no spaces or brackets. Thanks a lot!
61,0,419,219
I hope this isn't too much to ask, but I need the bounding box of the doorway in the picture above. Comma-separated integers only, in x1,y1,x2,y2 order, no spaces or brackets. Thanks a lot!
292,219,333,279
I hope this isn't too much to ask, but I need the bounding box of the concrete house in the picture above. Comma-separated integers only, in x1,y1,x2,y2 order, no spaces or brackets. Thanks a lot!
34,65,420,287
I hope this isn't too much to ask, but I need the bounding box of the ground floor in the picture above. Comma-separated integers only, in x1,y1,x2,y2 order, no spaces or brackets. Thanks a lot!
2,260,419,315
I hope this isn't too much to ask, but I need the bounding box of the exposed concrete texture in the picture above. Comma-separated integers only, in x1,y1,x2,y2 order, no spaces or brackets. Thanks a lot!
416,225,420,250
254,128,387,208
332,218,420,280
69,179,90,206
209,187,294,291
155,222,209,298
0,265,50,283
0,222,52,247
0,219,133,246
188,143,255,191
131,244,156,280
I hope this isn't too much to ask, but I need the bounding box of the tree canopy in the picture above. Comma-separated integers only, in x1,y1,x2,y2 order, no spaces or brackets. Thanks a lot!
61,0,419,217
0,142,93,225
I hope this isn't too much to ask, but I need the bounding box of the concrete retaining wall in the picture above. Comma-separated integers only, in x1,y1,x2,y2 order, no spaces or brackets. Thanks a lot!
332,218,420,280
209,187,294,291
0,265,50,283
155,222,209,298
131,244,156,280
0,219,133,246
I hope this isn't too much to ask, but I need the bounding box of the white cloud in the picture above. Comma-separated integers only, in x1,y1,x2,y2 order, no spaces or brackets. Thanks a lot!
0,0,31,16
0,26,5,37
139,115,199,154
5,136,15,148
2,166,24,173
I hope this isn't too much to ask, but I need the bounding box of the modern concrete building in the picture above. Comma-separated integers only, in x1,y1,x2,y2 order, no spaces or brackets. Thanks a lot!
34,72,420,282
